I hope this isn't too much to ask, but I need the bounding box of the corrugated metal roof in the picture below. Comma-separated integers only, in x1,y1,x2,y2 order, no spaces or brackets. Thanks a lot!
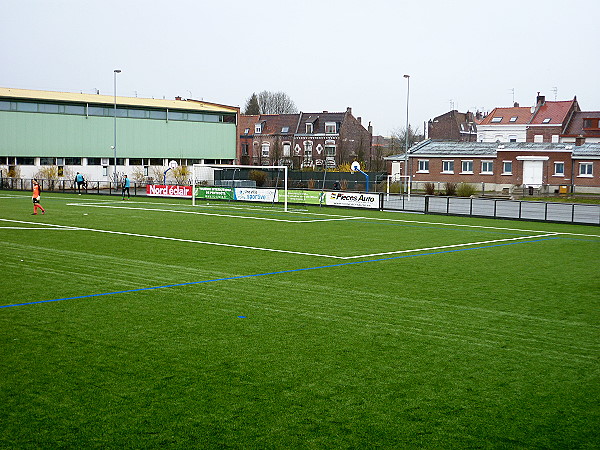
384,140,600,159
0,87,237,113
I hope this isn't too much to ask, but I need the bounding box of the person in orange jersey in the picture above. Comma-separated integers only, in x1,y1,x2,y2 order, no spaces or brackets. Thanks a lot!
32,179,46,215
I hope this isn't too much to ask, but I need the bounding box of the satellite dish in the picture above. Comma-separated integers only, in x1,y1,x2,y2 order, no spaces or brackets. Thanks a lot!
169,160,178,169
351,161,361,172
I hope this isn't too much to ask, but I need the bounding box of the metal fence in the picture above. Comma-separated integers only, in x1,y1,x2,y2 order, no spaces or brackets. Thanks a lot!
383,194,600,225
0,177,142,196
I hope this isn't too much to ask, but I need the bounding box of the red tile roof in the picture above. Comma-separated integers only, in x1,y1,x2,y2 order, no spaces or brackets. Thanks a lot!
529,100,575,125
479,107,533,125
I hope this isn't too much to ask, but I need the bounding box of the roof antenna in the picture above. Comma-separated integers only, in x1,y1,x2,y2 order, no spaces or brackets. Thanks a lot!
551,86,558,101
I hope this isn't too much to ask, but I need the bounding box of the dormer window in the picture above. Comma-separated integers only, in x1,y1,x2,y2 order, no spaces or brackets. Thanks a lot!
325,122,336,133
491,117,502,123
306,123,313,133
244,128,250,134
255,123,263,133
509,117,518,122
542,118,551,124
281,126,289,133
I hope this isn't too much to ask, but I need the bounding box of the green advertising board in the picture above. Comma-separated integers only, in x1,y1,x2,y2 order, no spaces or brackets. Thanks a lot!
194,187,234,200
286,190,325,205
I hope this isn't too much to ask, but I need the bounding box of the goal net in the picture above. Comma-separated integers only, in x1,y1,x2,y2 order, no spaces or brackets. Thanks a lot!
192,164,289,211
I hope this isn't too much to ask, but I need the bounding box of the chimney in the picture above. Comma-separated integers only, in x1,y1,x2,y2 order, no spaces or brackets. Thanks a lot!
368,121,373,135
514,102,519,107
536,92,545,106
346,107,352,115
323,111,328,113
357,117,361,124
575,135,585,146
175,96,182,101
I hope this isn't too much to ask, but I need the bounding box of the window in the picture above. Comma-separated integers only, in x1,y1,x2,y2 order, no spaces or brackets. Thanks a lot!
442,160,454,173
325,145,336,157
65,157,82,165
306,123,313,134
149,110,167,120
281,126,289,133
38,103,59,113
16,102,37,112
579,162,593,177
255,123,262,133
509,116,518,122
16,157,35,165
129,158,143,165
244,128,250,134
552,135,559,143
481,161,493,174
40,157,54,165
418,160,429,173
509,135,517,143
283,142,291,157
150,158,164,166
583,119,600,129
502,161,512,175
554,162,565,176
242,144,249,156
542,118,551,124
534,135,544,143
491,117,502,123
261,142,270,157
461,160,473,173
325,122,336,133
87,158,101,165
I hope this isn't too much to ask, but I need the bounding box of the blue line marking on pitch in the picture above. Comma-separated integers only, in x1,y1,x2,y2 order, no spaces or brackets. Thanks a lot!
0,237,559,309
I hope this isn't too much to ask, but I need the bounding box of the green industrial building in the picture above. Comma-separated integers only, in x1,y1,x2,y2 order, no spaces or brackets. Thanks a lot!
0,87,238,182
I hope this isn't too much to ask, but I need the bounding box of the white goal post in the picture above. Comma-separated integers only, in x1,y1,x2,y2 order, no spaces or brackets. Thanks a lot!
387,174,411,201
192,164,289,211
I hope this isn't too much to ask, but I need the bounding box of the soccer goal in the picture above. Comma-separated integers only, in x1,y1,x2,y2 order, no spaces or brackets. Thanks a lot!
192,164,289,211
386,174,412,201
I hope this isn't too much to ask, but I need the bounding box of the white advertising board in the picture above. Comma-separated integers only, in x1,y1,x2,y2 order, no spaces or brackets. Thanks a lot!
234,188,278,203
325,192,379,209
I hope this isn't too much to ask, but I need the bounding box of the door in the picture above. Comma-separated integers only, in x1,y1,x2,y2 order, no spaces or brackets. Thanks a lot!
522,160,543,187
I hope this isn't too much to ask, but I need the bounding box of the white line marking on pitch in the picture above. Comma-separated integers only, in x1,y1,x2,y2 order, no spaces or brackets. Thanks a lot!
0,218,558,261
344,233,560,259
0,218,344,259
66,203,360,223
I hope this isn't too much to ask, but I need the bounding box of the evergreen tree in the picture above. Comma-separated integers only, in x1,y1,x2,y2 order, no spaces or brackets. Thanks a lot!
244,93,260,115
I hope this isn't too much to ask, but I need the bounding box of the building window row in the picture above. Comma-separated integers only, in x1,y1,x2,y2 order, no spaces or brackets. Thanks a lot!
0,157,204,167
0,100,235,124
414,159,595,178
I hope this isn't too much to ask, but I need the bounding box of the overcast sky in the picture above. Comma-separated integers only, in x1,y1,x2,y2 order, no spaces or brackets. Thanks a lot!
2,0,599,136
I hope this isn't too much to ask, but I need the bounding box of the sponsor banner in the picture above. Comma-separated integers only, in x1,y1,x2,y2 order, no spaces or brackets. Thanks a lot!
194,186,234,200
286,190,324,205
147,185,193,198
234,188,278,203
325,191,380,209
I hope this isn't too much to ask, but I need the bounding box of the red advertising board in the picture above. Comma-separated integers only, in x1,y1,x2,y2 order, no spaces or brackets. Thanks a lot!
146,185,192,198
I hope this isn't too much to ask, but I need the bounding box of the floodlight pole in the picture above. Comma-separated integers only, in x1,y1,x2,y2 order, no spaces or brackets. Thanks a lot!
403,74,410,180
113,69,121,185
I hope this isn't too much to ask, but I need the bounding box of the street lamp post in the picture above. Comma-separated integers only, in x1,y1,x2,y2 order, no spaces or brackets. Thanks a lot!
113,69,121,184
403,74,410,179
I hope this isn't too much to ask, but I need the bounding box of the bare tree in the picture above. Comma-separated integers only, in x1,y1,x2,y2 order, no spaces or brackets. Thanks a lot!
257,91,298,114
390,125,423,153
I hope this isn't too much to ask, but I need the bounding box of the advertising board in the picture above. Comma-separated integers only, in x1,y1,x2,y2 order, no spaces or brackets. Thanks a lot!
146,185,193,198
325,191,380,209
234,188,278,203
286,190,324,205
194,187,234,200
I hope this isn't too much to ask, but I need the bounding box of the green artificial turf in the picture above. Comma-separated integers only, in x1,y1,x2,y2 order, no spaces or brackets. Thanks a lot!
1,192,599,448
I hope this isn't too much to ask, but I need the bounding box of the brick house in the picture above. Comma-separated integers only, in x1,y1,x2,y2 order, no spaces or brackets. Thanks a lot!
385,140,600,193
477,94,580,143
237,108,373,169
561,111,600,144
427,110,479,142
